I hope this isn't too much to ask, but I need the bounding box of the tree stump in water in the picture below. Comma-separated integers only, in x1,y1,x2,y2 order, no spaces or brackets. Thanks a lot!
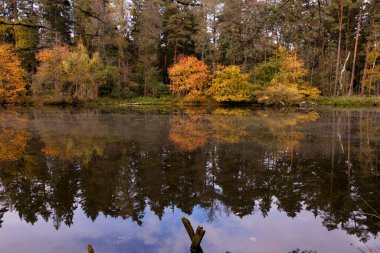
87,244,95,253
181,217,205,253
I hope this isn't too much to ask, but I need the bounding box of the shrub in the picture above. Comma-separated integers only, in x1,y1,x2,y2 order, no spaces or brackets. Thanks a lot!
208,65,253,102
257,83,303,106
253,47,320,105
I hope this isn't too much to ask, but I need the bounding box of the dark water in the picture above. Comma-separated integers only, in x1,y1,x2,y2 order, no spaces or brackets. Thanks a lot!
0,107,379,253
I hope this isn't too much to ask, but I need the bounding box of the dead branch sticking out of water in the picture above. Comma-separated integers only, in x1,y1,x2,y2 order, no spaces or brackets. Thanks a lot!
87,244,95,253
181,217,206,253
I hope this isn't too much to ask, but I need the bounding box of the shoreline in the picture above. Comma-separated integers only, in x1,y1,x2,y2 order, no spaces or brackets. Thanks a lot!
5,95,380,109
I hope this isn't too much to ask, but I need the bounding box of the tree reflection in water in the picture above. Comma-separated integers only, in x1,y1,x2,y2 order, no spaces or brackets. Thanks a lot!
0,108,379,242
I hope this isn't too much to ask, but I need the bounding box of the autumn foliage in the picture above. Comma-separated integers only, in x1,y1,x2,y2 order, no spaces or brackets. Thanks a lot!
168,56,209,101
254,48,320,105
33,45,71,101
0,43,27,104
33,44,109,102
169,114,208,152
208,65,253,102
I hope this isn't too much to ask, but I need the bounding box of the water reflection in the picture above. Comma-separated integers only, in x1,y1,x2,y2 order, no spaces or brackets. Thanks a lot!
0,108,379,246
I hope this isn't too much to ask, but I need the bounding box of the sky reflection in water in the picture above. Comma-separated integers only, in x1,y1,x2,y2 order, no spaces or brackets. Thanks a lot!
1,205,371,253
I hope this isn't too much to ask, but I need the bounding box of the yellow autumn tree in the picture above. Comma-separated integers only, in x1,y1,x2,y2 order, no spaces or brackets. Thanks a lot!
62,44,105,100
0,43,27,104
168,55,209,102
33,43,110,102
208,65,253,102
255,47,320,105
362,44,380,94
33,45,71,101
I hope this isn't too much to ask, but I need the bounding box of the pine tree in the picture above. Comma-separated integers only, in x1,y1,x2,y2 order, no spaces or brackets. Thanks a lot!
134,0,163,96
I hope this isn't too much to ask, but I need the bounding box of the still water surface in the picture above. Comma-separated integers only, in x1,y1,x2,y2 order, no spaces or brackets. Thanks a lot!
0,107,379,253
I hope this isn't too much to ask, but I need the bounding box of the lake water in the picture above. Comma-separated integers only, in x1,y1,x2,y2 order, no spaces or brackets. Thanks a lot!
0,107,379,253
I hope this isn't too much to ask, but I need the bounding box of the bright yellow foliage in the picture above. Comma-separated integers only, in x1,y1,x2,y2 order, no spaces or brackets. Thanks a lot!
208,65,252,102
0,43,27,104
33,44,108,101
63,44,104,100
362,45,380,93
258,83,303,106
276,52,308,83
168,56,209,100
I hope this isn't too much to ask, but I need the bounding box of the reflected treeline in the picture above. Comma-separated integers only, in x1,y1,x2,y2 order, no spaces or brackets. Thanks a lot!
0,108,379,241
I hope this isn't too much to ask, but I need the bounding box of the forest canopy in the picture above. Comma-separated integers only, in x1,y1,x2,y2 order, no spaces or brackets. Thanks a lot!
0,0,379,104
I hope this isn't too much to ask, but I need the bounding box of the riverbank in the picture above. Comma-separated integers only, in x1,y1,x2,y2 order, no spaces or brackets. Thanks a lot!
315,96,380,107
10,95,380,108
92,96,380,108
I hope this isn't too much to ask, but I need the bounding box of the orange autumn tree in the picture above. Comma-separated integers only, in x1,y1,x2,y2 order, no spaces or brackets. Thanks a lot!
168,56,209,101
0,43,27,104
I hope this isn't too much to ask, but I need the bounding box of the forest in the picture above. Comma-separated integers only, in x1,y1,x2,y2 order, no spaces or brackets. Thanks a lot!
0,0,379,105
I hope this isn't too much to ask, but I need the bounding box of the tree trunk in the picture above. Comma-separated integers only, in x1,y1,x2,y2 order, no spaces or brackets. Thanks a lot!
361,43,370,95
348,1,363,96
174,38,178,63
334,2,343,96
338,52,350,95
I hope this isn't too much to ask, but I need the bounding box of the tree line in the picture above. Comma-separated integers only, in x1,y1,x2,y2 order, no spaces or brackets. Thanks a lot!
0,0,379,104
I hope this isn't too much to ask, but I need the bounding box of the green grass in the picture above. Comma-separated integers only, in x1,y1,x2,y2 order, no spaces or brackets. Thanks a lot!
315,96,380,107
90,96,184,108
91,95,220,108
14,95,380,108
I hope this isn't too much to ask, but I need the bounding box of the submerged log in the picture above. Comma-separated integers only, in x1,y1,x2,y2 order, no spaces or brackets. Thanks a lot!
181,217,206,253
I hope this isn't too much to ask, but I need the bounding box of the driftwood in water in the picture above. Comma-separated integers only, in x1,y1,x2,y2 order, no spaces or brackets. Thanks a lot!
87,244,95,253
181,217,206,253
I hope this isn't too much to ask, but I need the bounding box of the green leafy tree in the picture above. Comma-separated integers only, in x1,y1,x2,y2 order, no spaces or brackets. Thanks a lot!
218,0,243,65
39,0,73,45
134,0,163,96
162,1,197,64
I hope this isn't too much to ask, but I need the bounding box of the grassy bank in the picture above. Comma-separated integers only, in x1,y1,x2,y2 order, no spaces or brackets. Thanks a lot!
92,96,182,107
9,95,380,108
70,96,380,108
315,96,380,107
